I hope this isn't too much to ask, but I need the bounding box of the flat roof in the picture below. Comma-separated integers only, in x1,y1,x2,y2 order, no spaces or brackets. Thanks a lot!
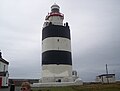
97,74,115,77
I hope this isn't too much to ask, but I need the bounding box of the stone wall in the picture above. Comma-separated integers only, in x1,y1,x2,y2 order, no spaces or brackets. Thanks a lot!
32,81,83,87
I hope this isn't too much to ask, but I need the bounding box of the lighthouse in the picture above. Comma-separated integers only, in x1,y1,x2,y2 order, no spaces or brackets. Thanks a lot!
32,4,83,87
42,4,73,83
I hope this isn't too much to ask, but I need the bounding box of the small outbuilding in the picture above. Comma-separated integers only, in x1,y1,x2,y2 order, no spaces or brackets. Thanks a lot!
0,51,9,88
96,74,115,83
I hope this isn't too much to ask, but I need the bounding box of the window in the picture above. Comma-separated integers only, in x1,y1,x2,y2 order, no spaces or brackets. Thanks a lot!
4,65,5,71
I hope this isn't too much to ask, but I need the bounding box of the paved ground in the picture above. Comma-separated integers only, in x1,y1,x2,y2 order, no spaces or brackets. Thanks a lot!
0,88,9,91
0,87,20,91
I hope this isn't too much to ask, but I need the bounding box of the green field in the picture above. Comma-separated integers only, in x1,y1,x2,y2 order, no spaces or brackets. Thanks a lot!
32,83,120,91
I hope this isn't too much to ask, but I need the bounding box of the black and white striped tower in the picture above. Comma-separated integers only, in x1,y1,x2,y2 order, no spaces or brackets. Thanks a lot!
42,4,73,83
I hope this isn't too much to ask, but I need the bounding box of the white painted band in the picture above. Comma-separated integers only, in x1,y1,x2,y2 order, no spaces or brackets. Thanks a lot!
42,37,71,52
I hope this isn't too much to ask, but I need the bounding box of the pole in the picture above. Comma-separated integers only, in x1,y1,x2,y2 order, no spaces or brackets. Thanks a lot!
106,64,109,83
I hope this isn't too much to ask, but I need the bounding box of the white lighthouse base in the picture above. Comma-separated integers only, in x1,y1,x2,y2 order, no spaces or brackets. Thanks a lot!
32,78,83,87
41,76,74,83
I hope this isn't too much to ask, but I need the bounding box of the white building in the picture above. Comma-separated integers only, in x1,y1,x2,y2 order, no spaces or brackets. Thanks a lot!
96,74,116,83
0,52,9,88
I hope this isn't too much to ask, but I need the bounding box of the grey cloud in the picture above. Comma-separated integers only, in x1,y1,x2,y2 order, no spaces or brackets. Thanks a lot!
0,0,120,81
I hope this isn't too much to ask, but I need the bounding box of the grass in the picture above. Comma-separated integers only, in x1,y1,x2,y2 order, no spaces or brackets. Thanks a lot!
32,83,120,91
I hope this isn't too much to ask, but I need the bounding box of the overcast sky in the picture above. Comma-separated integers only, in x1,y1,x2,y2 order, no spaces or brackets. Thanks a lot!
0,0,120,82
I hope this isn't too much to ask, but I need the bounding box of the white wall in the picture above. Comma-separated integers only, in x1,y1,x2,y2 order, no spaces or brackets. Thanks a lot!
42,37,71,52
96,75,116,83
2,77,8,87
0,61,9,87
42,65,72,77
48,16,63,25
0,62,8,72
42,65,73,83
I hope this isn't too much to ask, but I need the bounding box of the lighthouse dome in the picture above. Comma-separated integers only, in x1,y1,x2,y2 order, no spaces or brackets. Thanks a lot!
51,3,60,12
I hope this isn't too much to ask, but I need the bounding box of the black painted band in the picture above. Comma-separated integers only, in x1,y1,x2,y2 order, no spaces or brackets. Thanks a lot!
42,50,72,65
42,25,70,40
